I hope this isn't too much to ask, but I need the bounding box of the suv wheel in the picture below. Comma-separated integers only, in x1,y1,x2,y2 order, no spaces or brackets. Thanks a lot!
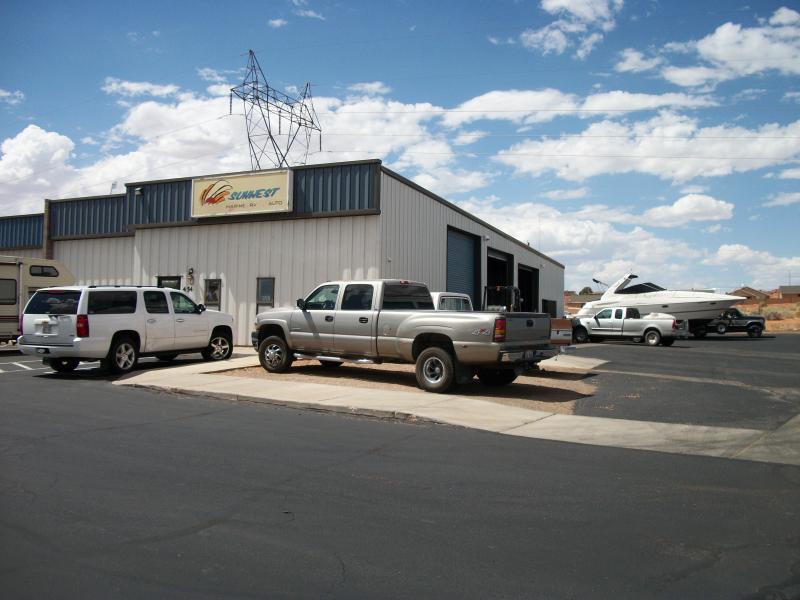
644,330,662,346
415,347,456,393
259,336,293,373
716,323,727,334
108,337,138,374
50,358,79,373
477,368,517,386
202,331,232,361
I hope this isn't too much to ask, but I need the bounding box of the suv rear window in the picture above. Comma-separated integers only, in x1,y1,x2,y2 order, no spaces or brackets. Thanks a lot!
25,290,81,314
88,291,137,314
382,284,434,310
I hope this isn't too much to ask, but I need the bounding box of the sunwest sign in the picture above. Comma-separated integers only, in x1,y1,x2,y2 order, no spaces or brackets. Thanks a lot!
191,170,292,218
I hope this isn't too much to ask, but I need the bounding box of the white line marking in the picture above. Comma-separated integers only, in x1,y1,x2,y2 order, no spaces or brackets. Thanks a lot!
11,362,33,370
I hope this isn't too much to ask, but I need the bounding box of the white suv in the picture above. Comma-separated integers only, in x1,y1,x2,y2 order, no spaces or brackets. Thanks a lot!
18,286,235,374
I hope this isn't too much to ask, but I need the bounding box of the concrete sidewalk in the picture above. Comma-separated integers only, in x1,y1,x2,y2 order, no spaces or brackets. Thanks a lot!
114,352,800,466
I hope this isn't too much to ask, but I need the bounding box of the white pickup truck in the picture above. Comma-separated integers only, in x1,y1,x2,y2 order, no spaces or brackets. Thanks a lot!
572,306,688,346
18,286,235,374
252,279,555,393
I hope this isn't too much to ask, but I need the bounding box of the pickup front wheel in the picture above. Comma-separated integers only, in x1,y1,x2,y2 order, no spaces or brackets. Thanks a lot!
415,347,456,393
259,336,293,373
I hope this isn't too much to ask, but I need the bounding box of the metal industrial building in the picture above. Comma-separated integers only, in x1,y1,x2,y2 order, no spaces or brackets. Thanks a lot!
0,159,564,343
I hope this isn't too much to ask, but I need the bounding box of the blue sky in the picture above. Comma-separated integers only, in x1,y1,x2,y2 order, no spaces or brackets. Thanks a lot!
1,0,798,291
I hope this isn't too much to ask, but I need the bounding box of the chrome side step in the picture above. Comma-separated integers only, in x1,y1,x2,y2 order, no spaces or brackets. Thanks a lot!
293,353,376,365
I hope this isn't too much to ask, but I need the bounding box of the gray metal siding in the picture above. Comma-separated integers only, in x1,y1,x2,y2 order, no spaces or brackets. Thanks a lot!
294,163,376,213
379,173,565,315
0,214,43,249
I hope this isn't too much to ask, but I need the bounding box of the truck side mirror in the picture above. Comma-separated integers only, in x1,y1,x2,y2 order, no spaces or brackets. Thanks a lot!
296,298,306,310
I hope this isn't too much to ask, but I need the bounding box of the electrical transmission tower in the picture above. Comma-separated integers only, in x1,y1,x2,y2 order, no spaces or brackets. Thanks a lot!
230,49,322,170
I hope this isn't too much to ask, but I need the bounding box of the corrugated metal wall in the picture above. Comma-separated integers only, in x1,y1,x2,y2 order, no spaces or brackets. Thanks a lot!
379,171,565,315
293,162,378,213
53,238,136,286
132,216,381,343
48,164,378,240
0,214,43,249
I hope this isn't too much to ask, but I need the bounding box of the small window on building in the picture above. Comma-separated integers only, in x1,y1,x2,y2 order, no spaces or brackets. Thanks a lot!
542,299,558,318
256,277,275,314
204,279,222,310
341,284,374,311
144,291,169,314
0,279,16,305
305,285,340,310
30,265,59,277
170,291,198,314
87,291,137,315
157,276,181,290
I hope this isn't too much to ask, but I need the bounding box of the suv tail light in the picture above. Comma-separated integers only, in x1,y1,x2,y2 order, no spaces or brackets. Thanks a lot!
672,320,677,330
493,317,507,342
76,314,90,338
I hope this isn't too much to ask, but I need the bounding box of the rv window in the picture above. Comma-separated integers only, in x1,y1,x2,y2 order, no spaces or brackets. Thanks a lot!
25,290,81,314
0,279,16,305
30,265,59,277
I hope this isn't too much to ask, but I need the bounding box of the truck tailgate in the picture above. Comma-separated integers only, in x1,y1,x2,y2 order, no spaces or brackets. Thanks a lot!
503,312,551,345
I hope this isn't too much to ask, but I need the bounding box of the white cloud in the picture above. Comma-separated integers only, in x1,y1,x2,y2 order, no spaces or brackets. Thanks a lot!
102,77,179,97
196,67,235,84
295,9,325,20
440,89,711,129
542,187,589,200
0,88,25,106
703,224,723,233
494,111,800,183
660,7,800,88
784,91,800,103
519,0,622,59
347,81,391,95
680,184,708,194
268,18,288,28
732,88,767,102
703,243,800,288
412,167,494,196
452,130,489,146
80,136,98,146
642,194,734,227
778,167,800,179
762,192,800,207
614,48,663,73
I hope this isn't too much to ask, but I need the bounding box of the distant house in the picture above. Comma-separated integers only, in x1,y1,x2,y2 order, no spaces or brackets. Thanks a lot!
730,286,769,302
778,285,800,301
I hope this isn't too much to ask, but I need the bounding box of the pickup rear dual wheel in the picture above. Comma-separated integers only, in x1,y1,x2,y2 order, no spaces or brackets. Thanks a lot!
661,338,675,347
259,336,293,373
415,347,456,393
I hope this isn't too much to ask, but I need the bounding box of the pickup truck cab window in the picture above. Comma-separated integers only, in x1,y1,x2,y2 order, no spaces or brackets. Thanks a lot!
305,285,340,310
614,308,624,319
170,291,198,314
144,291,170,314
439,297,472,311
595,309,613,319
341,284,374,311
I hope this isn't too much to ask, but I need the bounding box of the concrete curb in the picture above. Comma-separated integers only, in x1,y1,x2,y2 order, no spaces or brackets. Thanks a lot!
115,357,800,466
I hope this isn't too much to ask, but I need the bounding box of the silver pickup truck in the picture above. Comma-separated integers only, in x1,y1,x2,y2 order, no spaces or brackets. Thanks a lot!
251,279,555,393
572,306,688,346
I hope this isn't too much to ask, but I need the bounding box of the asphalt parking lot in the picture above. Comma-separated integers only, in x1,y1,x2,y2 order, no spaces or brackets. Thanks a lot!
572,333,800,430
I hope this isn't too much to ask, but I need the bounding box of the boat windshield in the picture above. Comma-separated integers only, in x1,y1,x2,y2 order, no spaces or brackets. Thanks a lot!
616,282,665,294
